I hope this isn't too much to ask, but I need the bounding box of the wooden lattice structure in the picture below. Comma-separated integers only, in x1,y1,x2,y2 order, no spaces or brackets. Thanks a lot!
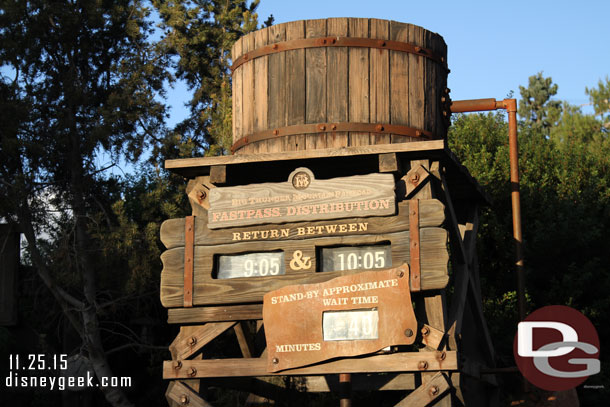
160,18,499,406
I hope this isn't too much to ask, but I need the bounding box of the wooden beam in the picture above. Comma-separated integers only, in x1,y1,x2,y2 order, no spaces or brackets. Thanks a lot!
378,152,401,173
166,140,445,172
234,322,254,358
168,304,263,324
164,351,457,379
209,165,227,185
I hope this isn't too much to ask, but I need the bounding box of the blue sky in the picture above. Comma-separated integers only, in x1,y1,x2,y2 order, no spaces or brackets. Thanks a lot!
166,0,610,125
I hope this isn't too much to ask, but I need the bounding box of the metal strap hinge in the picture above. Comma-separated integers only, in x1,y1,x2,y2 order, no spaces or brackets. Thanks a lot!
184,216,195,307
409,200,421,291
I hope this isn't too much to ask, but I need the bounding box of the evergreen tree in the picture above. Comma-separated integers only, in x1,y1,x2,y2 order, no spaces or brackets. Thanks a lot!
0,1,169,405
153,0,259,155
518,72,562,134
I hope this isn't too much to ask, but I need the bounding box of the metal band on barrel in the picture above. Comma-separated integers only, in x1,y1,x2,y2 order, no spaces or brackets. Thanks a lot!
230,122,433,153
231,36,447,72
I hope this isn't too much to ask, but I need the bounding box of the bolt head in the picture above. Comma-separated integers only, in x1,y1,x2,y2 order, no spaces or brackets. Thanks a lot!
173,360,182,370
436,351,446,361
429,385,439,396
272,357,279,364
404,328,413,337
187,367,197,377
421,326,430,336
180,394,189,405
418,360,428,370
188,336,197,346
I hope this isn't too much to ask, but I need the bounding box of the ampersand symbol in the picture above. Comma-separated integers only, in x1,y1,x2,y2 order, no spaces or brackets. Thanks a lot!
289,250,312,270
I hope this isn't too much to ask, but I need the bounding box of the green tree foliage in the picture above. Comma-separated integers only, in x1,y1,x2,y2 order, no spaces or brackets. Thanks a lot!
586,76,610,131
153,0,259,155
518,72,562,134
449,74,610,403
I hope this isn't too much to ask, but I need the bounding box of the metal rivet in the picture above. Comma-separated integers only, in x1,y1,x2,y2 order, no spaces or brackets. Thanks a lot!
378,40,386,47
397,270,404,278
173,360,182,370
415,46,421,52
272,357,279,364
410,210,416,216
198,191,206,200
188,336,197,346
187,367,197,377
272,44,278,50
410,173,420,184
273,129,279,135
319,124,326,131
331,124,337,130
418,361,428,370
441,96,446,103
415,130,422,137
243,54,248,60
322,39,327,44
180,394,189,405
375,124,384,132
404,328,413,337
421,326,430,336
436,351,446,361
429,385,439,396
331,38,337,44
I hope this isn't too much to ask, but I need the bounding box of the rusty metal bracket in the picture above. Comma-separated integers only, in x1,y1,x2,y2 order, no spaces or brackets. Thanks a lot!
409,200,421,291
184,216,195,308
231,122,433,153
231,36,447,72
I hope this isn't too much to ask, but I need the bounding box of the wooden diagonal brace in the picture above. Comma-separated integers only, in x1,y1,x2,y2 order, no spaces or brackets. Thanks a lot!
170,322,237,361
394,371,450,407
166,380,213,407
184,215,195,307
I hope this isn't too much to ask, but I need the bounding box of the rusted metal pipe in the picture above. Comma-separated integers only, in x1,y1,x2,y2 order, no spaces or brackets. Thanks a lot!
450,98,526,322
339,373,352,407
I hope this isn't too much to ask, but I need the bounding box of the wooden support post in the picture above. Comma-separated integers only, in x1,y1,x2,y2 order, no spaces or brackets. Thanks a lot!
378,152,401,173
166,381,213,407
209,165,227,185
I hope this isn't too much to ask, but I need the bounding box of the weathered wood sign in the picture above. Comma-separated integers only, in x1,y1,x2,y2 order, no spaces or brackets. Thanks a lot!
263,264,417,372
159,199,449,308
207,168,395,229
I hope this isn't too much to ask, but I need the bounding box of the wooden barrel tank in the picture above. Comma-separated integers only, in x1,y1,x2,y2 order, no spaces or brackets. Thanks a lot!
231,18,450,154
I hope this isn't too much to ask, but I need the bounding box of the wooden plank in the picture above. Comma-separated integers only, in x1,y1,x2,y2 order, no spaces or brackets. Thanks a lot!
207,171,395,229
166,139,444,170
369,18,390,145
421,324,445,351
164,351,458,378
390,21,410,144
267,22,287,153
326,18,348,148
253,27,269,154
285,20,306,151
168,304,263,324
169,322,237,360
233,36,243,149
394,372,450,407
297,373,416,392
305,19,327,149
166,381,213,407
348,18,370,146
242,32,255,153
161,199,446,249
160,228,449,307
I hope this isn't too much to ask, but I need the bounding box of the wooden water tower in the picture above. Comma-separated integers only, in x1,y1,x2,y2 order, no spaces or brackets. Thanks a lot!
160,18,504,406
